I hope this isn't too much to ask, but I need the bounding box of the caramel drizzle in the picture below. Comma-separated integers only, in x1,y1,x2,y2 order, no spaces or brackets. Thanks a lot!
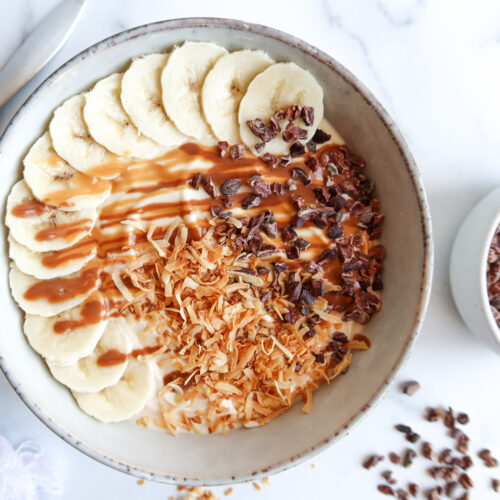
11,200,51,218
53,297,107,333
23,267,99,303
19,142,367,314
35,218,92,242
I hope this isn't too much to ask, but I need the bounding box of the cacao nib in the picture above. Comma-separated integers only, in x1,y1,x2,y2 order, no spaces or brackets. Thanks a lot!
317,248,338,265
303,328,316,340
279,154,292,166
301,106,314,126
221,195,234,208
258,244,277,257
202,175,216,198
220,178,242,195
300,289,315,306
248,234,263,254
255,142,265,154
305,261,323,274
306,140,317,153
313,215,327,229
253,181,272,198
217,141,229,157
260,291,272,304
229,144,247,159
283,122,307,143
191,172,203,190
310,280,325,297
286,245,300,260
313,352,325,364
295,238,310,250
408,484,418,497
289,142,306,157
210,205,222,217
273,262,288,273
314,186,330,205
262,153,279,169
327,194,346,210
459,473,473,489
402,449,417,468
306,156,320,172
289,281,303,302
403,381,420,396
312,129,331,144
272,182,286,195
363,455,384,469
297,206,318,220
282,227,298,242
328,223,344,239
478,449,499,467
377,485,394,495
247,174,262,187
262,221,278,238
291,194,305,209
382,470,396,485
242,195,261,210
246,118,270,142
285,104,301,121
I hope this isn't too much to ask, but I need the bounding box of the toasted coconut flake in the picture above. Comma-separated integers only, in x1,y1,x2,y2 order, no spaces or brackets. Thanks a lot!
121,219,147,232
270,335,294,361
147,223,166,257
215,381,243,395
302,387,313,413
112,273,134,302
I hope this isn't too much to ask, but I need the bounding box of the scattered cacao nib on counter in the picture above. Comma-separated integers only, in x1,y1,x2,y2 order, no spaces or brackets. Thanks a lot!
362,381,499,498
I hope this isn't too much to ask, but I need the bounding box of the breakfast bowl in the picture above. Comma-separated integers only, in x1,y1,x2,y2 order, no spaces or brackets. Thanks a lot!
450,186,500,355
0,18,433,485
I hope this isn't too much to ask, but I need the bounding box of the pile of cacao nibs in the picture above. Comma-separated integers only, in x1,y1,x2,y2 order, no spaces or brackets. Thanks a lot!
362,381,499,498
188,116,385,327
487,224,500,327
246,104,317,155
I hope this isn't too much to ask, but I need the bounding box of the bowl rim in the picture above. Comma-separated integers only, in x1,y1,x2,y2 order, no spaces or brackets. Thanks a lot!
478,190,500,343
0,17,434,485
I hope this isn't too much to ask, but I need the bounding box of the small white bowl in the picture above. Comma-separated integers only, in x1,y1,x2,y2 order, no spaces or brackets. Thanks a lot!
450,186,500,355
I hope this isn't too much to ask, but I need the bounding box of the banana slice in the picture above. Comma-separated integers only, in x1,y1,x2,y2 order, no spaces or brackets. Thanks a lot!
6,180,97,253
84,73,167,159
9,263,100,317
23,132,111,211
121,53,187,147
48,320,130,392
23,293,108,366
73,359,154,423
238,62,324,155
202,49,274,144
49,94,117,176
8,235,97,280
161,41,227,140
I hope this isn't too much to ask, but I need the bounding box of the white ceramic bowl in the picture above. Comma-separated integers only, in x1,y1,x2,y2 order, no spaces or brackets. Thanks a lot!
450,186,500,355
0,18,433,485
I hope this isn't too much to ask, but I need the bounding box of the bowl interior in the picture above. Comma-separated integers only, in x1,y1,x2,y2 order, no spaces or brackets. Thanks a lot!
0,20,432,484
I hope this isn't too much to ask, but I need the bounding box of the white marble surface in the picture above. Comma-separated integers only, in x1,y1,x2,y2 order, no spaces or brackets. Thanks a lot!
1,0,500,498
